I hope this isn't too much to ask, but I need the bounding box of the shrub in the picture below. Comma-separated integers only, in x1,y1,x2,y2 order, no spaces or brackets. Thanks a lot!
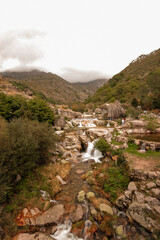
94,138,111,155
0,118,56,203
146,120,158,132
126,106,140,119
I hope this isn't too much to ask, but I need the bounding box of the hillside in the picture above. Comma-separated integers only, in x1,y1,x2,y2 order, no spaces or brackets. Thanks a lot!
86,48,160,109
0,70,89,104
74,78,108,94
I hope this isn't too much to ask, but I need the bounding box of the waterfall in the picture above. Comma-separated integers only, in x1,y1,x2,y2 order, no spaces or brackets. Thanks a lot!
51,220,83,240
82,141,103,163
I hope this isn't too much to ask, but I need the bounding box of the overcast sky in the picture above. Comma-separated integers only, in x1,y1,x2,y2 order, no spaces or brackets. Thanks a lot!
0,0,160,82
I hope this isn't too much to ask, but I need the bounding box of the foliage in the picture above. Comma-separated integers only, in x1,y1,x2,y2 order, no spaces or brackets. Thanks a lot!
131,98,138,108
104,165,129,202
72,103,86,113
0,93,55,124
126,106,141,119
0,118,56,204
85,49,160,109
146,120,158,132
27,98,55,124
94,138,111,155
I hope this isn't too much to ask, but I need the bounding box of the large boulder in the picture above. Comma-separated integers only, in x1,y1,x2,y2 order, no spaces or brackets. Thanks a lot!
55,117,66,129
30,204,64,226
101,101,125,119
127,202,160,232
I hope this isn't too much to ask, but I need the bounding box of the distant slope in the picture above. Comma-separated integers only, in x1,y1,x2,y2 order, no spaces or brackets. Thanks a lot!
1,70,89,104
74,79,108,94
86,48,160,109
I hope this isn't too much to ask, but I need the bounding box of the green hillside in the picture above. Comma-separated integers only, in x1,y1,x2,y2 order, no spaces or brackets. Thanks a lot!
86,49,160,109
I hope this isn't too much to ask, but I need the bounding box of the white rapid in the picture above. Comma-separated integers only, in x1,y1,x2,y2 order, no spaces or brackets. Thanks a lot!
51,220,83,240
82,141,103,163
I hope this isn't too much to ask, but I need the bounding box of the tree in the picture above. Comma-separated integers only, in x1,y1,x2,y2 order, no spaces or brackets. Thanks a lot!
131,98,138,108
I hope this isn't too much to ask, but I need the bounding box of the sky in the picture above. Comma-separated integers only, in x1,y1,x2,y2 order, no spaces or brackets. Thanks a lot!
0,0,160,82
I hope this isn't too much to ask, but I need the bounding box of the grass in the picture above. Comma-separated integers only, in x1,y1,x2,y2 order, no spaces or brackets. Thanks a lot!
125,143,160,158
111,139,123,145
104,165,129,202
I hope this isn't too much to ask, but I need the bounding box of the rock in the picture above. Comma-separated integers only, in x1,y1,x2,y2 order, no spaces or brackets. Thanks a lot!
127,202,160,232
86,192,95,199
154,205,160,214
115,225,126,237
133,191,145,204
150,188,160,200
156,179,160,187
76,169,84,175
124,190,132,199
99,203,113,215
34,204,64,226
77,190,85,202
146,182,156,189
71,204,83,223
90,206,97,218
128,181,137,191
144,196,160,207
14,233,53,240
43,201,50,211
116,195,131,209
55,117,66,129
61,160,68,164
148,171,157,179
56,175,67,185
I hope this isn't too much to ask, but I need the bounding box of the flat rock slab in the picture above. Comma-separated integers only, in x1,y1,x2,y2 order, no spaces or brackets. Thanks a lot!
76,169,85,174
34,204,64,226
13,233,53,240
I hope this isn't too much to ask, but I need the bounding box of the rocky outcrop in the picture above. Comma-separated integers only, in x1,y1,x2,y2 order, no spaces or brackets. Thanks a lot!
96,100,125,119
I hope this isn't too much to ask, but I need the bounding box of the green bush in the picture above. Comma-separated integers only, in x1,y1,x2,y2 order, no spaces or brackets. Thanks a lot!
94,138,111,155
0,118,56,203
0,93,55,125
126,106,140,119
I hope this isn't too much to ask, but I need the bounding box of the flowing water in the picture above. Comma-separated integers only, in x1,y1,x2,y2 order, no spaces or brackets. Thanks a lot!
82,141,103,163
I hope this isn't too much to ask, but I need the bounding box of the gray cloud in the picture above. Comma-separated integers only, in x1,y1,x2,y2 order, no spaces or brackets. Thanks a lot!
0,29,44,70
59,68,110,83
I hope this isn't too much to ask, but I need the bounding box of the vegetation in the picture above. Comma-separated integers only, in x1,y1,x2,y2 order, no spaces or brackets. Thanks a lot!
71,103,86,113
94,137,111,155
104,165,129,202
0,118,56,204
85,49,160,109
0,93,55,124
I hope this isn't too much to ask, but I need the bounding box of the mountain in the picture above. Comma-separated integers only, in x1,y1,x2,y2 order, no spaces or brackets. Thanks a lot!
86,48,160,109
1,70,89,104
74,78,108,94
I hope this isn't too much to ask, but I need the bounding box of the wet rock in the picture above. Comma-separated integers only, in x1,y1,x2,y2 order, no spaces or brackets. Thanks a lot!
86,192,95,199
34,204,64,226
99,203,113,215
150,188,160,200
13,233,53,240
71,204,84,223
128,181,137,191
77,190,85,202
146,182,156,189
127,202,160,232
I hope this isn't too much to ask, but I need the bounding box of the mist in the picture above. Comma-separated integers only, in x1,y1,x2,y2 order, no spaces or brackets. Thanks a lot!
59,68,110,83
